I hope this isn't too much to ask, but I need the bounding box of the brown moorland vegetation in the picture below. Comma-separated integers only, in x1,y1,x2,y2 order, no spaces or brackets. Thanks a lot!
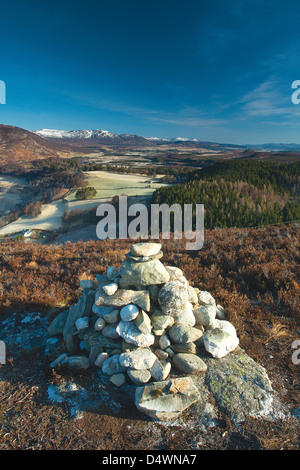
0,224,299,449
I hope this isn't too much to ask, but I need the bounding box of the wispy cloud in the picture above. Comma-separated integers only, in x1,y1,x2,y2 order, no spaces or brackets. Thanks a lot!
239,79,298,118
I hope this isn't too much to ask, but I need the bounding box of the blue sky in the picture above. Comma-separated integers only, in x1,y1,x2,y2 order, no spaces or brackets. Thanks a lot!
1,0,300,144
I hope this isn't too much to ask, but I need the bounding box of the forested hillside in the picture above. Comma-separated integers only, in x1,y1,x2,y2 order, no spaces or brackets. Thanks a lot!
153,161,300,229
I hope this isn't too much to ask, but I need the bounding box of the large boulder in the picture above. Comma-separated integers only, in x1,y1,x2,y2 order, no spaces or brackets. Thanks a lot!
120,259,170,287
205,349,274,424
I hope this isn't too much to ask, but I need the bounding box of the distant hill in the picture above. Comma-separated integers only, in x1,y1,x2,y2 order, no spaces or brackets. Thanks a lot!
0,124,93,173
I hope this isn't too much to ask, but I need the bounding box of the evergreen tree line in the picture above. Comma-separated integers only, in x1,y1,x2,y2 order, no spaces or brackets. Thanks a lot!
152,160,300,229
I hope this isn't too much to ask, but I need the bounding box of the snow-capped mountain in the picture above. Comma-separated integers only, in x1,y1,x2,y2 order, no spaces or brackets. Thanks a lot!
34,129,118,140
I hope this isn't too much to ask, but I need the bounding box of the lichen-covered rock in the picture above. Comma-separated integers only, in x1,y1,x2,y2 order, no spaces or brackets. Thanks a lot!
205,349,273,424
135,377,201,420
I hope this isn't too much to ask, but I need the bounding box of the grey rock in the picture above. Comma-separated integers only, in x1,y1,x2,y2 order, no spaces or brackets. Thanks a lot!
197,291,215,306
81,329,121,351
170,342,197,354
95,288,150,312
106,266,120,280
168,324,203,344
172,353,207,374
135,377,201,421
133,309,152,335
127,369,151,385
151,310,174,330
61,355,91,370
120,258,170,287
92,305,116,317
154,349,169,360
130,242,162,257
102,323,120,339
125,251,163,262
63,288,95,340
80,279,97,290
94,351,109,368
165,266,183,281
102,354,125,375
193,303,217,327
119,348,157,370
47,310,68,336
216,304,226,320
102,283,118,296
75,316,89,331
50,353,68,368
102,309,119,324
109,373,126,387
150,358,171,381
188,286,198,305
158,334,171,350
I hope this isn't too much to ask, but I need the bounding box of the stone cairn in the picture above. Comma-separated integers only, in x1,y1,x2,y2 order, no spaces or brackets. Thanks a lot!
48,242,240,420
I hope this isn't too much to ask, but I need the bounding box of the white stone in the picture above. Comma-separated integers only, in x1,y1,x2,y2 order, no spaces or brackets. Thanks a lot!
203,328,239,358
120,304,140,321
197,291,215,306
102,283,118,296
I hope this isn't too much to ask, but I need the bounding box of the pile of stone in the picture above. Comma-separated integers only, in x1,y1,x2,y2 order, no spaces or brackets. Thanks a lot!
47,242,240,420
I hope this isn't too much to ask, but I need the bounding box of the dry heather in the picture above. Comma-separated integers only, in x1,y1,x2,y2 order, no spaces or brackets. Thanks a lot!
0,224,299,449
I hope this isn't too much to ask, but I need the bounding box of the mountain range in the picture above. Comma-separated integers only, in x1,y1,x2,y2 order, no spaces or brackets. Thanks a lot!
0,123,300,172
